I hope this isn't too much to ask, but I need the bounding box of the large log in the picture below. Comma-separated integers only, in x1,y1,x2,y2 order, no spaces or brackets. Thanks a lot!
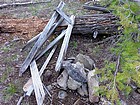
0,13,120,39
73,13,120,35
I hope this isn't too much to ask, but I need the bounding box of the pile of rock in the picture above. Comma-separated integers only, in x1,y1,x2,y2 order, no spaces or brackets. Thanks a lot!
57,53,99,103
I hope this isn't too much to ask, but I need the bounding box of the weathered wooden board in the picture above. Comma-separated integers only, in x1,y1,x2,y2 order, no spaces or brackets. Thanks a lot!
56,8,71,24
30,60,45,105
21,32,41,51
35,30,66,60
19,2,65,76
23,45,57,96
55,15,75,72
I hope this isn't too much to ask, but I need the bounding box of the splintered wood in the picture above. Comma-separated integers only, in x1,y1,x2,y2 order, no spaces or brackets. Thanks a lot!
19,1,65,76
18,1,75,105
30,60,45,105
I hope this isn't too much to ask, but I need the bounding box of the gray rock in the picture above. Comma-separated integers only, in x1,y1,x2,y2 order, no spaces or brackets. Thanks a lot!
75,62,86,78
58,90,67,99
87,70,99,103
75,53,95,70
67,77,82,90
57,70,68,90
77,85,88,97
63,61,87,84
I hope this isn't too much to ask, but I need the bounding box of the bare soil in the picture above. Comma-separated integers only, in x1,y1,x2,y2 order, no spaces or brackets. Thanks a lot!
0,0,140,105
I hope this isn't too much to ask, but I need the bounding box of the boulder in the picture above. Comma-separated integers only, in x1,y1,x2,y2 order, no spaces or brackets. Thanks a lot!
87,70,99,103
57,70,68,90
75,53,95,70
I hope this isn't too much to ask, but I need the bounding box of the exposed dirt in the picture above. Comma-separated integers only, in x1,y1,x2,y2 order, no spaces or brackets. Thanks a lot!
0,0,140,105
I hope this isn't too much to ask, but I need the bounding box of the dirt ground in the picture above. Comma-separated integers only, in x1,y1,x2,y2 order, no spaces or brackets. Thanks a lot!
0,0,140,105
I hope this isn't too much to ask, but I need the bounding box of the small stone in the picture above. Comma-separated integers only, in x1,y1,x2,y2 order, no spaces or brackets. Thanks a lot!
58,90,67,99
57,70,68,90
77,85,88,97
88,70,99,103
75,53,95,70
67,77,82,90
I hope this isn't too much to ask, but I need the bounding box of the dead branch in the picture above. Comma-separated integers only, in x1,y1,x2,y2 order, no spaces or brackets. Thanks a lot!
0,1,51,9
83,5,110,13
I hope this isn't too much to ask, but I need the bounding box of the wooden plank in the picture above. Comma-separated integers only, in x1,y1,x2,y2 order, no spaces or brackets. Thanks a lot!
30,60,45,105
35,30,66,60
23,45,57,96
19,2,65,76
55,15,75,72
56,8,72,24
21,32,41,51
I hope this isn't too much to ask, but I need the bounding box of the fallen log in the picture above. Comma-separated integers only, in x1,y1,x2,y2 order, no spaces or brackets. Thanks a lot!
0,13,120,38
0,1,51,9
72,13,120,35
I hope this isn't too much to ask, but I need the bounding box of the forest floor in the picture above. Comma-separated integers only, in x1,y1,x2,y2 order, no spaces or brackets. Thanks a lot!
0,0,140,105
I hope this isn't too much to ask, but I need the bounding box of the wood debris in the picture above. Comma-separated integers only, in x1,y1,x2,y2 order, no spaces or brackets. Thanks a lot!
17,1,75,105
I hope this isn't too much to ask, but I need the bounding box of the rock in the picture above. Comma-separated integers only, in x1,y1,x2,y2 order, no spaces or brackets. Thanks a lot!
75,53,95,70
75,62,86,78
57,70,68,90
77,84,88,97
87,70,99,103
67,77,82,90
58,90,67,99
63,61,87,84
